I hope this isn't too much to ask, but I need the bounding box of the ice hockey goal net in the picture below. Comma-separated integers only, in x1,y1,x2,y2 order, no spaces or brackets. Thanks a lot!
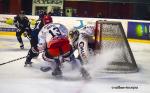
94,20,138,73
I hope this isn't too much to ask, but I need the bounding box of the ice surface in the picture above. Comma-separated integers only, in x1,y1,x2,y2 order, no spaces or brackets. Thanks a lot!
0,36,150,93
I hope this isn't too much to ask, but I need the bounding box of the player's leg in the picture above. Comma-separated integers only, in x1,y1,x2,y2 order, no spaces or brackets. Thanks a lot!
42,38,70,76
51,58,62,76
24,47,39,67
41,50,62,76
30,29,39,47
16,29,24,49
40,51,54,72
63,48,91,79
71,55,91,79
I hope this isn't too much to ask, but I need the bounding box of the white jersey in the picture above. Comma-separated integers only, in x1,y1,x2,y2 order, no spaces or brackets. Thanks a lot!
78,25,94,36
38,23,68,49
74,25,95,64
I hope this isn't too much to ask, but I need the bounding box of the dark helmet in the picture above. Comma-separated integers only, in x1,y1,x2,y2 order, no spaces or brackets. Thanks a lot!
39,10,47,18
20,10,25,14
19,10,25,19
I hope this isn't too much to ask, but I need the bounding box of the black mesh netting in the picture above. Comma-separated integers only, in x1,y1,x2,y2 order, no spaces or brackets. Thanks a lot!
95,21,138,73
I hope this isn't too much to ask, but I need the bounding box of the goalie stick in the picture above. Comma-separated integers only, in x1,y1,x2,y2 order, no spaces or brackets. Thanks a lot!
0,56,26,66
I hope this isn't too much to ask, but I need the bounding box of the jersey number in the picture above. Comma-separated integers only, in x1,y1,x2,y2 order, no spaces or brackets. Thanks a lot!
49,27,61,37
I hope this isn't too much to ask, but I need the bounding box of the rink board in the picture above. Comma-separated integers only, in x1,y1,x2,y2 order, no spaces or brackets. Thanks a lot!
0,32,150,44
0,32,16,36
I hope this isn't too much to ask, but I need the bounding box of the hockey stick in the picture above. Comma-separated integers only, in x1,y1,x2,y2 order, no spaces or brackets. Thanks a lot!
0,56,26,66
26,35,31,40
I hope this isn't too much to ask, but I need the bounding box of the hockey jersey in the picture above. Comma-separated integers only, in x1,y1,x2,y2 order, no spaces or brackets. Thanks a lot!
14,14,30,29
38,23,68,50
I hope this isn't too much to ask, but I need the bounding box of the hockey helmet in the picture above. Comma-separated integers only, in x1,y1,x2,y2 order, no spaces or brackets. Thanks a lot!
69,28,79,42
39,10,47,18
20,10,25,14
43,15,53,25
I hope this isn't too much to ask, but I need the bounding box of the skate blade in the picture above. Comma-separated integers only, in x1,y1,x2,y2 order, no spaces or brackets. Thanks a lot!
24,64,32,67
40,67,51,72
82,75,91,80
52,75,63,79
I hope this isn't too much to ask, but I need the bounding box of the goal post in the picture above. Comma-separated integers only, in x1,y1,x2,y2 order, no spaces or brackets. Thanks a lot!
94,20,139,73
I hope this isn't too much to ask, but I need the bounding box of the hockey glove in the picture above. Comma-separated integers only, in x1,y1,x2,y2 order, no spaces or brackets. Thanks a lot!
23,31,28,37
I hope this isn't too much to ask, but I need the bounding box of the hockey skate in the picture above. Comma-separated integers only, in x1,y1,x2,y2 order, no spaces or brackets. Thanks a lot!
52,67,62,78
80,67,91,80
40,66,51,72
24,61,32,67
20,44,24,49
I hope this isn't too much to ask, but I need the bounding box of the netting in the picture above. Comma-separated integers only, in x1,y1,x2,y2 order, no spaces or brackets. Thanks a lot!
95,21,138,73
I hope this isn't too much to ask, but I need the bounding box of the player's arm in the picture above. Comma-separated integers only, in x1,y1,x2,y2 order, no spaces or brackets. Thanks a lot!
23,17,32,37
13,16,19,28
37,27,47,52
26,17,31,28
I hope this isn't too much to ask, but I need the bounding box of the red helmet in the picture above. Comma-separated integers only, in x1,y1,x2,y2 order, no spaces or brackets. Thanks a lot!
43,15,53,25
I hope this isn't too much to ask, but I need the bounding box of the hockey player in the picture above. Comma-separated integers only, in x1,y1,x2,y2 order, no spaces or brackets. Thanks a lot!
38,23,90,79
24,11,53,66
14,11,31,49
69,25,95,64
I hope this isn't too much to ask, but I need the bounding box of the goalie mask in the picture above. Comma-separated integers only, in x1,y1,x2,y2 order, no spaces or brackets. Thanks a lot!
69,28,79,42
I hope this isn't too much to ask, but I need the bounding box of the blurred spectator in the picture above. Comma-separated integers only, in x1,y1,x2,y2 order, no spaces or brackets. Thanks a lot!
52,7,61,16
97,12,103,18
60,9,64,16
83,10,88,17
73,9,78,17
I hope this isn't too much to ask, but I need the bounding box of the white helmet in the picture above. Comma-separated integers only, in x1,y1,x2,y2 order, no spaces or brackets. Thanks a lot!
69,28,79,42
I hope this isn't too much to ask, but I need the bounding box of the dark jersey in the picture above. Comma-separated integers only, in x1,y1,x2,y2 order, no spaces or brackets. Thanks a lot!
14,14,30,29
30,18,44,48
34,18,44,30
